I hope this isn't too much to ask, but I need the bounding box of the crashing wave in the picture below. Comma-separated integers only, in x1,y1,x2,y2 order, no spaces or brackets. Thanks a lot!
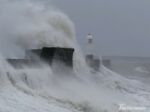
0,0,149,112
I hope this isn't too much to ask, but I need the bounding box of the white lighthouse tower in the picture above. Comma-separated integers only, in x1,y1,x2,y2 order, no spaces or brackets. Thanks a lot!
87,33,93,44
86,33,94,55
85,33,100,71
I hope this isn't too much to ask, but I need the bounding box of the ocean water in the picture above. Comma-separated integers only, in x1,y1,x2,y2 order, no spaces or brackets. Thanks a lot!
0,0,149,112
104,56,150,85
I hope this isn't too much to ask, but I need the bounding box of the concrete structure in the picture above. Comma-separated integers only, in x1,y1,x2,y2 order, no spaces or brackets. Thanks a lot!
85,54,100,71
7,47,74,69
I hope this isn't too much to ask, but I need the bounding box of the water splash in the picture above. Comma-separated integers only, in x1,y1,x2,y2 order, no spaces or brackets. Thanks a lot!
0,0,149,112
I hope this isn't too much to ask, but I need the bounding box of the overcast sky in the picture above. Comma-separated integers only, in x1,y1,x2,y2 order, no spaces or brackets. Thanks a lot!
52,0,150,57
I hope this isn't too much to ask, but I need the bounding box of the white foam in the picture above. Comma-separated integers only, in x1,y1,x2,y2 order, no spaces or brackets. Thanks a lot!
0,0,149,112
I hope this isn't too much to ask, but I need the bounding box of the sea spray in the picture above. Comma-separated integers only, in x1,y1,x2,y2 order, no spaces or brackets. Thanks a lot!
0,0,149,112
0,0,76,55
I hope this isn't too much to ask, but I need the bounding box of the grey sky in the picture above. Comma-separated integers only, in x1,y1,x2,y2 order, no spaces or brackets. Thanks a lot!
52,0,150,57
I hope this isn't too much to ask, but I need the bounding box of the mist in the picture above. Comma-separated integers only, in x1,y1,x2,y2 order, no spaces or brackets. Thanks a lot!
0,0,76,58
0,0,149,112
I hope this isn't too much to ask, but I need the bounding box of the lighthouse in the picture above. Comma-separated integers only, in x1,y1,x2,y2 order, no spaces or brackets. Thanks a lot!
85,33,100,72
87,33,93,44
86,33,95,56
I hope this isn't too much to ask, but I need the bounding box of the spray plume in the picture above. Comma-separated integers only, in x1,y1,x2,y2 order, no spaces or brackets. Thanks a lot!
0,0,149,112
